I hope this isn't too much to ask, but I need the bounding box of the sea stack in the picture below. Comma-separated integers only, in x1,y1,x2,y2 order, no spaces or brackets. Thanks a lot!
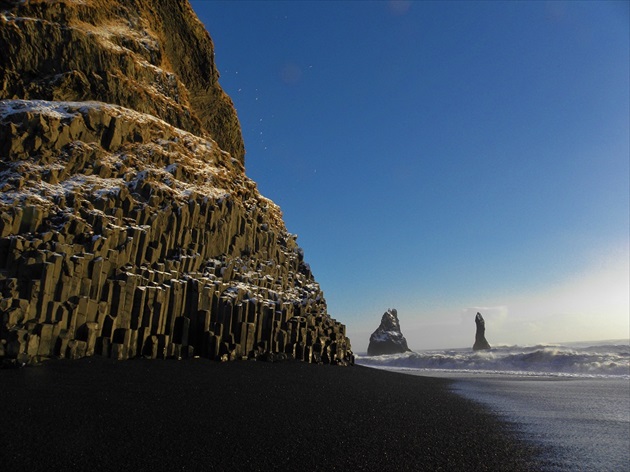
472,312,491,351
367,308,411,356
0,0,352,366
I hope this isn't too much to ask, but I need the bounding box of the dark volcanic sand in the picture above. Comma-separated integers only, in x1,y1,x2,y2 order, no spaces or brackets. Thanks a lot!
0,358,547,471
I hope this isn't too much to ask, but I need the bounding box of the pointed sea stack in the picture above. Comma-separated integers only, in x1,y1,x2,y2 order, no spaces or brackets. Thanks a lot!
367,308,411,356
0,0,352,366
472,312,491,350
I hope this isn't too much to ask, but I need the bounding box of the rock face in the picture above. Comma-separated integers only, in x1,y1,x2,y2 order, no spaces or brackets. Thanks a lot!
0,0,244,164
472,312,491,351
367,309,410,356
0,0,352,366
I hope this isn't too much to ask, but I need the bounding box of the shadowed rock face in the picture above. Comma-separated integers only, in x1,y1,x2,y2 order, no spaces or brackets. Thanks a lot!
0,0,352,366
367,308,410,356
473,312,491,351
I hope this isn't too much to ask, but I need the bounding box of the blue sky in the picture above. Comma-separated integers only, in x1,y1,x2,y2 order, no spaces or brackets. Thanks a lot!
191,1,629,351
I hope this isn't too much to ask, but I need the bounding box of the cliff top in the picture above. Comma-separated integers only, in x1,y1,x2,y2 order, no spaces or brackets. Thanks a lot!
0,0,245,164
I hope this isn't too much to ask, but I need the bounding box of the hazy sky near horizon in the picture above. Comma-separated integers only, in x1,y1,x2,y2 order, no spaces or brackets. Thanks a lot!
191,1,629,351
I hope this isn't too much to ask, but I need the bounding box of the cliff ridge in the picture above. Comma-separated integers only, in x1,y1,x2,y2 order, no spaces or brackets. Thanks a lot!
0,0,352,366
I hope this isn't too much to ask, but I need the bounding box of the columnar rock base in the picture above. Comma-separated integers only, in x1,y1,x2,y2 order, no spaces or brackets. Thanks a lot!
0,1,352,366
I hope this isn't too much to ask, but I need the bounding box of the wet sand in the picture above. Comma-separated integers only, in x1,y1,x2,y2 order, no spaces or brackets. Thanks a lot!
0,358,547,471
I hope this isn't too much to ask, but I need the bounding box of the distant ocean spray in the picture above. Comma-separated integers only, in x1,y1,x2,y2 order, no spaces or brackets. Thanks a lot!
356,340,630,378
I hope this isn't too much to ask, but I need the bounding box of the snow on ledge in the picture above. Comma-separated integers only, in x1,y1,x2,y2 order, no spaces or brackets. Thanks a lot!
0,99,180,129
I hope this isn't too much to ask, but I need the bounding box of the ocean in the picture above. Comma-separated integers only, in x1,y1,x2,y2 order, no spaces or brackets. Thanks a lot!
356,341,630,471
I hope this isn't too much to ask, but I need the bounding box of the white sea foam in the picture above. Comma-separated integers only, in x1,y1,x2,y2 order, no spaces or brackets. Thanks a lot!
359,341,630,470
356,340,630,379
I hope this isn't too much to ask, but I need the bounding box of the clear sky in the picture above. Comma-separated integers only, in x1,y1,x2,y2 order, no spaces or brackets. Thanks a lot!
191,1,629,351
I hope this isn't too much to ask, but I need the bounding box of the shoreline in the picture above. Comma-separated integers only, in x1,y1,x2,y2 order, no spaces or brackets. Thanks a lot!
1,358,547,471
375,365,630,471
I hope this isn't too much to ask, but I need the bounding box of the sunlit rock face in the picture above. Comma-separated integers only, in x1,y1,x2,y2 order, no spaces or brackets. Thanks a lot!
0,0,244,163
367,308,410,356
472,312,491,351
0,0,352,366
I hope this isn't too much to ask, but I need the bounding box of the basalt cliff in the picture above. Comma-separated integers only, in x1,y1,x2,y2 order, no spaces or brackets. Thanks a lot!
0,0,352,366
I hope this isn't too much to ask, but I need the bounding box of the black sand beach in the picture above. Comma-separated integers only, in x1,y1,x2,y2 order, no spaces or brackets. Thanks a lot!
1,359,546,471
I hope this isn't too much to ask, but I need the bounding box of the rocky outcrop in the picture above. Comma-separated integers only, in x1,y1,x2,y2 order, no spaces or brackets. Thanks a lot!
472,312,491,351
0,0,243,164
367,308,410,356
0,1,352,366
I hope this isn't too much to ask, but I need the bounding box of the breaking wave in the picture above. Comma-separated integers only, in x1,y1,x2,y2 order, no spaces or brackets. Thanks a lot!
356,341,630,379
